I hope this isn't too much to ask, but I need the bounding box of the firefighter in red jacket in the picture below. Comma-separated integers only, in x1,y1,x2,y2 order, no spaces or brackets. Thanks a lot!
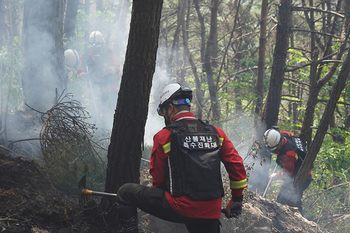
264,128,312,214
77,31,120,121
115,83,248,233
78,30,120,90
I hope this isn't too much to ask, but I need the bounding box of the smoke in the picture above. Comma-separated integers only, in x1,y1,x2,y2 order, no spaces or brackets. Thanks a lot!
68,65,171,147
0,1,132,157
70,60,172,146
2,2,275,198
144,67,171,145
65,46,172,149
63,2,131,133
216,113,275,196
22,27,59,112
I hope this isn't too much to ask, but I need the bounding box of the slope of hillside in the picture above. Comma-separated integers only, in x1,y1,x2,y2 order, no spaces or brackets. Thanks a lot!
0,151,333,233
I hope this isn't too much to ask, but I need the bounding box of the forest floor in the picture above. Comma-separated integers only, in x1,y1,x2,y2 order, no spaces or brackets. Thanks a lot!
0,110,342,233
0,151,181,233
0,150,337,233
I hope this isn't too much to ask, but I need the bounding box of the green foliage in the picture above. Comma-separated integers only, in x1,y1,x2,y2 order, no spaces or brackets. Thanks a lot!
314,133,350,188
288,49,309,64
240,57,256,68
1,1,350,230
301,130,350,226
261,123,350,229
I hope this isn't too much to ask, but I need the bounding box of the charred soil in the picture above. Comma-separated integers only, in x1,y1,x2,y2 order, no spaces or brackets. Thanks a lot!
0,152,162,233
0,152,77,233
0,151,332,233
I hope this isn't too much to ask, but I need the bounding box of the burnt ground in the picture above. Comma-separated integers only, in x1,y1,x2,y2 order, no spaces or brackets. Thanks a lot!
0,152,78,233
0,108,333,233
0,151,181,233
0,110,171,233
0,150,332,233
0,106,341,232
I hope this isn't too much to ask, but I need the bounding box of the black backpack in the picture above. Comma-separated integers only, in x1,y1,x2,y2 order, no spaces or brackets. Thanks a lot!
164,119,224,200
277,133,311,175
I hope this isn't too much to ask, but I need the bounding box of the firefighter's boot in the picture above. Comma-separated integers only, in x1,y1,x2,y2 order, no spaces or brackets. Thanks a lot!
116,204,138,233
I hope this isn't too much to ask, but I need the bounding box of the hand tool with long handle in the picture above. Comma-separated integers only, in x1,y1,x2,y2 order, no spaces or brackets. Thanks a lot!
262,163,278,198
78,175,117,208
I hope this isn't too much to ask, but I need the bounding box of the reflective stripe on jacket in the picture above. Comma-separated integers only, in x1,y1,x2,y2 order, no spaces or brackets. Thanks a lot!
150,111,247,219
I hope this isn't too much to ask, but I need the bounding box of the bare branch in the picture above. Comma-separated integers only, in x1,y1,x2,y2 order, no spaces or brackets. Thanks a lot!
216,66,258,91
317,99,350,106
292,6,344,18
285,51,342,72
284,77,311,87
291,28,341,38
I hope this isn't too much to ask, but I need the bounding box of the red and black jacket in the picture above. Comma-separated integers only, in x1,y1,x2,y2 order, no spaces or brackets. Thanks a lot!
276,131,312,177
150,111,247,219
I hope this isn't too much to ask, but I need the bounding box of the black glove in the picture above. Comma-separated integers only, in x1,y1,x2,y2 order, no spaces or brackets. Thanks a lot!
225,195,243,218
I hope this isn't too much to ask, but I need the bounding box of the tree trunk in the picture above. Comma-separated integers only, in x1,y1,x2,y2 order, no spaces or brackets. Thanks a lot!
0,0,5,49
299,0,349,146
205,0,220,123
255,0,268,116
84,0,90,41
167,0,186,78
294,0,350,193
250,0,292,195
193,0,206,70
294,35,350,192
234,50,242,112
193,0,206,119
95,0,104,31
64,0,79,41
345,113,350,130
22,0,65,113
102,0,163,210
96,0,103,12
10,2,19,38
260,0,292,128
182,1,204,119
110,0,131,52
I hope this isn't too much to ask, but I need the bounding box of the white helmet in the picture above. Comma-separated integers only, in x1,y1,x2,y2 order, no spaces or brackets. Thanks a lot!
64,49,79,70
157,83,192,115
89,31,105,45
264,129,281,151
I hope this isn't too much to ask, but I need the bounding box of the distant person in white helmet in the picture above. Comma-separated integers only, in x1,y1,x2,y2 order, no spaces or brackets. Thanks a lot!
114,83,248,233
77,31,120,122
263,127,312,215
64,49,86,100
78,31,120,90
64,49,79,81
